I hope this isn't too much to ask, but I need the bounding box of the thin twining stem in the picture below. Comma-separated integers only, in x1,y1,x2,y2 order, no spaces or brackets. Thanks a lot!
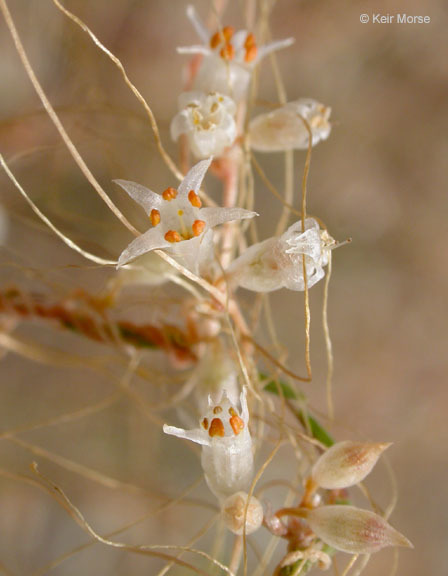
0,0,139,236
51,0,183,182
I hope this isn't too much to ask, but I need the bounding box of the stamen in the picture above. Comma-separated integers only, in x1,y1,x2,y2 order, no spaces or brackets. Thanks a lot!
188,190,202,208
220,43,235,60
244,33,256,49
244,33,257,63
213,406,223,414
210,25,234,49
201,418,209,430
150,209,161,226
192,220,206,237
230,414,244,435
229,407,237,416
209,417,225,438
245,44,258,63
165,230,182,243
222,26,235,43
162,187,178,201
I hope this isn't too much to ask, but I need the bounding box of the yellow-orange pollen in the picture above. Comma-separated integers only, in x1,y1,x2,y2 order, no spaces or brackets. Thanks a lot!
244,32,257,63
210,25,234,49
220,42,235,61
150,209,161,226
209,417,225,438
213,406,223,415
229,414,245,435
162,187,178,201
164,230,182,243
188,189,202,208
192,220,206,237
201,417,209,430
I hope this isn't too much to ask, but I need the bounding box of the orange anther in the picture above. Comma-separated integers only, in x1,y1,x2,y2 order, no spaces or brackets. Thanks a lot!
229,407,237,416
164,230,182,243
213,406,223,414
209,417,225,438
244,44,258,63
220,43,235,60
210,30,222,49
188,189,202,208
150,209,161,226
244,32,256,49
162,187,178,201
222,26,235,43
202,418,209,430
230,414,244,435
210,26,235,49
192,220,206,237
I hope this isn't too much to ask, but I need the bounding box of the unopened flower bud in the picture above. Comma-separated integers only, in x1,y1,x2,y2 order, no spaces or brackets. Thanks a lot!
305,505,413,554
222,491,263,535
312,441,392,489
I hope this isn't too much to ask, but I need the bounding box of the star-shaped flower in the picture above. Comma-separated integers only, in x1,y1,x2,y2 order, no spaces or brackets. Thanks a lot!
116,158,256,274
178,5,294,101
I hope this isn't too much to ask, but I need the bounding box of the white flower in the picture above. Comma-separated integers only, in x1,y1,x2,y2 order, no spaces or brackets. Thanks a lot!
178,5,294,101
171,91,237,159
249,99,332,152
163,388,253,501
227,218,334,293
116,158,256,274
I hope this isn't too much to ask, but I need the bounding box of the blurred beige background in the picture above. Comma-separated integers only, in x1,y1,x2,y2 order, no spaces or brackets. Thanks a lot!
0,1,447,575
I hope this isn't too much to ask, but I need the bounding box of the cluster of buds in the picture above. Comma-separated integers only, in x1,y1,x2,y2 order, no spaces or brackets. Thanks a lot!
268,441,412,562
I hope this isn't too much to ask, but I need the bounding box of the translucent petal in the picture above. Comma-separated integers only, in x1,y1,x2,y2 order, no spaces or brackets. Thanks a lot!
186,5,210,44
163,424,211,447
117,228,168,268
177,157,213,196
114,179,162,213
170,110,191,142
257,37,295,62
200,206,257,228
177,45,211,55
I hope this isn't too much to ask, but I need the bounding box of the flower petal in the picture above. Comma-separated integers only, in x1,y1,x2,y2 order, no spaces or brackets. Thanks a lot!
186,5,210,44
163,424,211,447
114,180,162,213
177,157,213,196
117,228,169,268
177,45,211,55
200,206,257,228
257,37,295,62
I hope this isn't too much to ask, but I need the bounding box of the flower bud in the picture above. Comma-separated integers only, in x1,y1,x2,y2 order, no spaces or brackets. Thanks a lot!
312,441,392,489
222,491,263,535
305,505,413,554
